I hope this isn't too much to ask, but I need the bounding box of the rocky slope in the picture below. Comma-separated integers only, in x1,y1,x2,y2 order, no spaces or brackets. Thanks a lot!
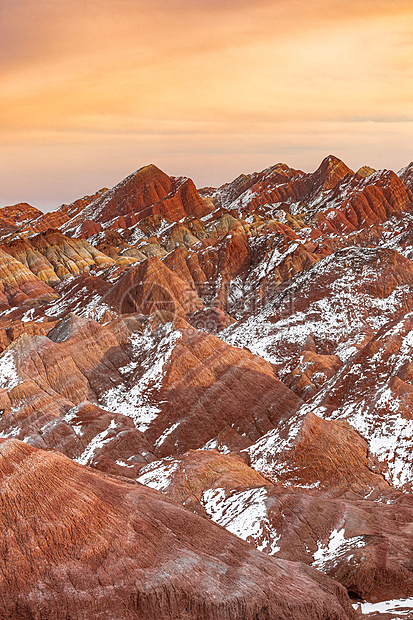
0,439,356,620
137,449,413,603
1,157,413,616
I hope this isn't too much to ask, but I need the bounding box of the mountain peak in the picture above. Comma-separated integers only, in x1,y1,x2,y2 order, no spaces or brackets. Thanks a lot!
356,165,376,178
398,162,413,189
313,155,353,191
132,163,169,181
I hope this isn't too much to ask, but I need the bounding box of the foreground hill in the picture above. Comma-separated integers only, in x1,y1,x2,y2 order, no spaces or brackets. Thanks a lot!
0,439,355,620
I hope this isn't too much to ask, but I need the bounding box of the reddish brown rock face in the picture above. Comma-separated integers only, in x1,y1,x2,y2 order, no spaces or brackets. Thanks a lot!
1,228,114,285
0,312,301,471
1,156,413,616
0,203,43,238
137,448,413,603
244,411,391,499
62,165,211,238
0,439,356,620
0,247,58,310
101,256,204,319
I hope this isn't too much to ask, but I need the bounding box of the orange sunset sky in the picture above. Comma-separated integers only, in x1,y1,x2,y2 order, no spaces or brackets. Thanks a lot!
1,0,412,210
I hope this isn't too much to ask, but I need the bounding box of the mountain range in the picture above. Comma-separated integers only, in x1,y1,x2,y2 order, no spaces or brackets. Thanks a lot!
1,155,413,618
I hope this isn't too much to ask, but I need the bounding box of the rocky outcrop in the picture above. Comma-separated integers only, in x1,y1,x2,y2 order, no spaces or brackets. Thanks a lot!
0,247,58,310
138,449,267,513
101,256,204,320
211,155,353,215
0,191,109,238
222,246,413,376
0,318,57,354
0,313,301,471
1,229,114,285
246,411,391,499
147,323,302,457
296,309,413,493
0,203,43,238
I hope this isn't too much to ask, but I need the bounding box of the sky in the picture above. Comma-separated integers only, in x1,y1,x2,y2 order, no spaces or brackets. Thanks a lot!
0,0,412,210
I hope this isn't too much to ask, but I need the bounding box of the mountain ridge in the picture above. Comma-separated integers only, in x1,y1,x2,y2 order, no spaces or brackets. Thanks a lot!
0,154,413,617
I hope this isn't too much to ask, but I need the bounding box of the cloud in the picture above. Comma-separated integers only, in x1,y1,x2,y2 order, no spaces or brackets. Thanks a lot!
0,0,412,206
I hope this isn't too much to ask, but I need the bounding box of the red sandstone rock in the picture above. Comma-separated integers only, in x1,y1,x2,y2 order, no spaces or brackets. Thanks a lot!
0,439,356,620
62,165,211,238
246,411,391,499
0,247,58,310
138,448,413,603
211,155,352,216
2,157,413,615
0,203,43,238
101,255,204,320
0,313,302,465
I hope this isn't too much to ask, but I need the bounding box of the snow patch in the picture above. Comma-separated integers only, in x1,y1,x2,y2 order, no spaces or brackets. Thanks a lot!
354,597,413,616
101,325,181,432
75,419,116,466
201,486,281,554
313,528,365,570
0,351,22,390
137,458,180,491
